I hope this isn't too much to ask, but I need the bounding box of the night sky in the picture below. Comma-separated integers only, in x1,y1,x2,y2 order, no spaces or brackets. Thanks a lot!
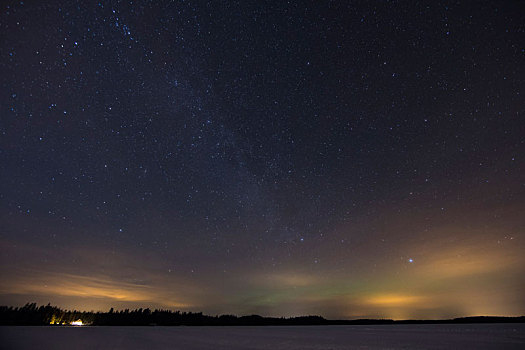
1,0,524,320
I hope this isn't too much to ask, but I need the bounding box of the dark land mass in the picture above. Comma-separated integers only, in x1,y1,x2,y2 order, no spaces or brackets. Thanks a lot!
1,303,524,326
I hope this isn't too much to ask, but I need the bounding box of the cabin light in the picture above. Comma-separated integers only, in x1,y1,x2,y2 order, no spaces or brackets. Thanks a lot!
70,320,83,326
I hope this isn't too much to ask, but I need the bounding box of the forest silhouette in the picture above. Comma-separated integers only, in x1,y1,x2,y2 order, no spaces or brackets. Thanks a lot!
1,303,523,326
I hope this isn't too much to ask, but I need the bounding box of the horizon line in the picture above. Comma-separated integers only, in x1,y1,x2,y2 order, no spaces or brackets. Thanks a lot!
3,302,524,322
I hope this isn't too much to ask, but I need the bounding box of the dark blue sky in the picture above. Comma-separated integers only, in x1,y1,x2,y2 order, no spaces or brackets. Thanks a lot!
1,0,524,319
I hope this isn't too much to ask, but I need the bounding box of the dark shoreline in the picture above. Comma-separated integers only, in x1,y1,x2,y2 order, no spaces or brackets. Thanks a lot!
1,303,524,326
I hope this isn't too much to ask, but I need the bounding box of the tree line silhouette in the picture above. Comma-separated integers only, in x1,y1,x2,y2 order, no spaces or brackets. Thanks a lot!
1,303,523,326
0,303,326,326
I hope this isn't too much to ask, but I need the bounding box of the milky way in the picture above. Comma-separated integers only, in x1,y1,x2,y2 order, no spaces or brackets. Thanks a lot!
1,1,524,319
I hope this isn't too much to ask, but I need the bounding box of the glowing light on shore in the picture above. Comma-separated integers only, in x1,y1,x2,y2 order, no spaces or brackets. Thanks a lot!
70,320,83,326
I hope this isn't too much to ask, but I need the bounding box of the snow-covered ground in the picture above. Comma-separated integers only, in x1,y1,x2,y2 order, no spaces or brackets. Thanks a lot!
1,324,524,349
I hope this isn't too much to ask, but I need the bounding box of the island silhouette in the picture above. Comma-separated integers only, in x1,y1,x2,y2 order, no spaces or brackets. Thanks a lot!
1,303,523,326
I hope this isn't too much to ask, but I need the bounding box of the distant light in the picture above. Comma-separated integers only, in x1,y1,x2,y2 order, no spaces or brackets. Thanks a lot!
408,258,414,263
70,320,83,326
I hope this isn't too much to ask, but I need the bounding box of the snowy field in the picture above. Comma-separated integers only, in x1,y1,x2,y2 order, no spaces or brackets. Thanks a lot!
1,324,524,349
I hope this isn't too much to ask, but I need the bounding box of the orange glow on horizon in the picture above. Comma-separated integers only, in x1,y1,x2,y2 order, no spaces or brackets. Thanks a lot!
363,294,428,307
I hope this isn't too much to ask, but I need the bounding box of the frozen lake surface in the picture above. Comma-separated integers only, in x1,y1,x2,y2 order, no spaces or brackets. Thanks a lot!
1,324,524,349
